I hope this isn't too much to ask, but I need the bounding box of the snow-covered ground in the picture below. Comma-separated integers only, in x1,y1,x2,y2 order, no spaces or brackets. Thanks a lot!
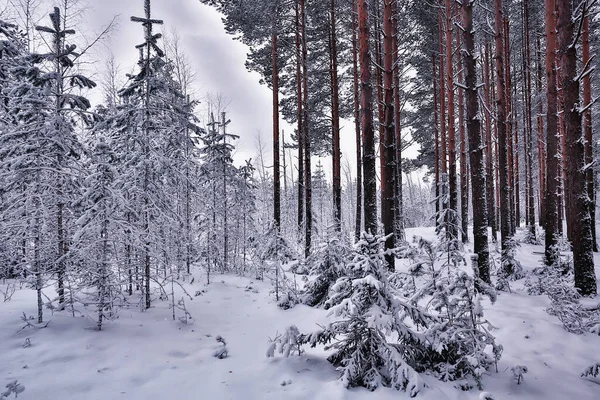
1,227,599,400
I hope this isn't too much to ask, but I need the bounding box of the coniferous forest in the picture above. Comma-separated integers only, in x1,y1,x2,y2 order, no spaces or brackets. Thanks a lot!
1,0,600,399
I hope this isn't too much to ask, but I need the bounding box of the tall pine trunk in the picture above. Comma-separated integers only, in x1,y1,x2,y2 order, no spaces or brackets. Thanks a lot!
484,42,497,240
272,9,281,230
494,0,510,250
433,53,441,231
330,0,341,232
523,0,536,240
352,0,362,240
393,1,404,244
381,0,396,270
438,11,448,222
544,0,559,265
462,0,489,283
582,15,597,252
558,0,597,296
457,29,468,244
358,0,377,235
444,0,458,239
300,0,312,256
535,35,546,228
295,3,304,239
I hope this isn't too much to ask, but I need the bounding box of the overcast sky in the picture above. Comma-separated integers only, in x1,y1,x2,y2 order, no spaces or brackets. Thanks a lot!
84,0,294,166
6,0,421,180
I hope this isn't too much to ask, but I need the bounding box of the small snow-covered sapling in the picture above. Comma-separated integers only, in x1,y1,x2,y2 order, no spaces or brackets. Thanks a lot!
213,335,229,359
479,392,495,400
511,365,528,385
1,282,16,302
1,380,25,398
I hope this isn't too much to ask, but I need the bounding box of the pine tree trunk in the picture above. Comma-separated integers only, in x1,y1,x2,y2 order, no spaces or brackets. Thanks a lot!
330,0,341,232
457,29,468,243
558,0,597,296
358,0,377,236
523,0,536,240
503,18,515,234
300,0,312,256
393,1,404,244
444,0,458,239
544,0,559,265
582,15,597,252
558,75,566,238
272,12,281,230
375,6,385,211
494,0,511,250
535,35,546,228
438,11,448,219
462,0,489,284
352,0,362,240
295,3,304,239
433,53,441,231
381,0,395,270
484,42,497,240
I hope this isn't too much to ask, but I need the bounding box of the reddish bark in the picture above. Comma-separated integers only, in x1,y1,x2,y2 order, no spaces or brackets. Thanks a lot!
462,0,489,283
358,0,377,235
351,0,362,240
393,0,404,243
494,0,510,249
484,42,497,240
300,0,312,256
433,54,440,229
330,0,341,231
583,15,597,251
558,0,597,295
271,13,280,229
544,0,559,265
457,29,468,243
523,0,536,239
295,3,304,237
535,35,546,228
381,0,396,269
445,0,458,239
503,18,515,234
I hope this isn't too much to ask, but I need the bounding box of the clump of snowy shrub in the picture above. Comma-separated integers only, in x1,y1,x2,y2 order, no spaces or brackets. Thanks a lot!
301,236,349,307
1,380,24,398
266,325,303,358
581,363,600,379
525,257,600,335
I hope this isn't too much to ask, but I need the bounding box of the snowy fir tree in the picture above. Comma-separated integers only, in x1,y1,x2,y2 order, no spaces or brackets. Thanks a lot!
304,233,431,393
301,230,349,307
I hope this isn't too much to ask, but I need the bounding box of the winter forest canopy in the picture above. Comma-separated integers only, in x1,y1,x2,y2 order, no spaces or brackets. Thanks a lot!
0,0,600,399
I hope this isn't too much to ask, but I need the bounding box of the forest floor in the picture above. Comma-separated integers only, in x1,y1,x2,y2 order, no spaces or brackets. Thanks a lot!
1,227,600,400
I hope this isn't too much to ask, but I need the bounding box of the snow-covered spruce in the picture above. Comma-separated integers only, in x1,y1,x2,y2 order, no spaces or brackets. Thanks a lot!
301,235,349,307
72,138,124,330
268,233,502,393
496,237,524,291
257,225,298,309
403,237,502,389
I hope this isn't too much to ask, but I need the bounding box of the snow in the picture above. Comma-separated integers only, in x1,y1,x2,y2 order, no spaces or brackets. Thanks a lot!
1,227,600,400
